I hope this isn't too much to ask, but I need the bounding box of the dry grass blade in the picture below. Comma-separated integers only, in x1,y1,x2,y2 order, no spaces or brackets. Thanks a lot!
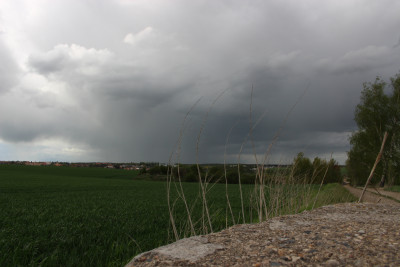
359,131,388,202
223,120,239,225
195,90,227,233
312,153,332,209
167,99,201,240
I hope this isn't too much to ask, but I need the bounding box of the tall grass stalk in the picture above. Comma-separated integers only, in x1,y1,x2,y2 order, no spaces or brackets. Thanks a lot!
194,90,227,234
312,153,332,209
166,99,200,240
224,122,238,226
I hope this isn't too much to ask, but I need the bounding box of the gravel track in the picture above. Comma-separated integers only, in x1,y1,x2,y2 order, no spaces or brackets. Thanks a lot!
343,185,400,205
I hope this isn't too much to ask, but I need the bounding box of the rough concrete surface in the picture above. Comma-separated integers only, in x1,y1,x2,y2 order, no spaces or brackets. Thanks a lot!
126,236,224,266
126,202,400,266
126,187,400,266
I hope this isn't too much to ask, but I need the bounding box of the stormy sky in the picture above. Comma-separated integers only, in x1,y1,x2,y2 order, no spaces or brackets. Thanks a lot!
0,0,400,164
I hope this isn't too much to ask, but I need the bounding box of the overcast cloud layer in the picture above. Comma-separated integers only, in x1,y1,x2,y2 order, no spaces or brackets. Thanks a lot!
1,0,400,164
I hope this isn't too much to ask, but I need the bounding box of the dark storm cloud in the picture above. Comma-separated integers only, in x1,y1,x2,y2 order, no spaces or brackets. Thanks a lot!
1,0,400,163
28,52,66,74
394,36,400,48
318,45,400,75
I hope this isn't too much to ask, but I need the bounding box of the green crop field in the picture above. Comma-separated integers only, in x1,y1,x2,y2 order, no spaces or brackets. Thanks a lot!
0,165,356,266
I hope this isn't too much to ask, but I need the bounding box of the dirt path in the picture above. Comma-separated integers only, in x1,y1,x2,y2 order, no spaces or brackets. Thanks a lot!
364,187,400,202
343,185,400,205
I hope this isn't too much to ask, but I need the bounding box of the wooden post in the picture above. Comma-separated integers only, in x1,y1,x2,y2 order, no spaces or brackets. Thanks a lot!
359,132,388,203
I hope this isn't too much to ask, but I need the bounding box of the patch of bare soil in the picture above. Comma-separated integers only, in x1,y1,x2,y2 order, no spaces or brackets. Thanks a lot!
126,202,400,266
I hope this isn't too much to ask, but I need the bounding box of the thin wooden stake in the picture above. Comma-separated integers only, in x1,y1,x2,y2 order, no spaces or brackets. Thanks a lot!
359,132,388,203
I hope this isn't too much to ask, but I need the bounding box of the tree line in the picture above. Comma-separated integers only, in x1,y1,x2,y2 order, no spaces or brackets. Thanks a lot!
143,154,342,185
292,152,342,184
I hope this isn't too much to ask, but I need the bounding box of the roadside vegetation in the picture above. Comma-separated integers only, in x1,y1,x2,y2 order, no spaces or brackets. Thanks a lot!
165,158,352,240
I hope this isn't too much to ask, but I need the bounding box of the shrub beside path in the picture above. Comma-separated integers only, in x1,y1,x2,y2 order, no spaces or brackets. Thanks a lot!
126,195,400,266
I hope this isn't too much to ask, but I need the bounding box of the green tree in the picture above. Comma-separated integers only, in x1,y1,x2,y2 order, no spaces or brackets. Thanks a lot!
180,164,202,182
293,152,312,182
324,159,342,184
207,166,224,183
311,157,327,184
294,156,342,184
148,165,168,175
347,74,400,186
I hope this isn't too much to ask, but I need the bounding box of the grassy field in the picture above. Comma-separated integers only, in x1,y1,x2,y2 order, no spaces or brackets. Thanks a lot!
0,165,356,266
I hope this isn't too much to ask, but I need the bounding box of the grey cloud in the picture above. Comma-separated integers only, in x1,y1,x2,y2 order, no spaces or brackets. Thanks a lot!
0,122,44,143
28,51,66,74
28,44,113,75
317,45,400,75
0,38,19,94
394,36,400,48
